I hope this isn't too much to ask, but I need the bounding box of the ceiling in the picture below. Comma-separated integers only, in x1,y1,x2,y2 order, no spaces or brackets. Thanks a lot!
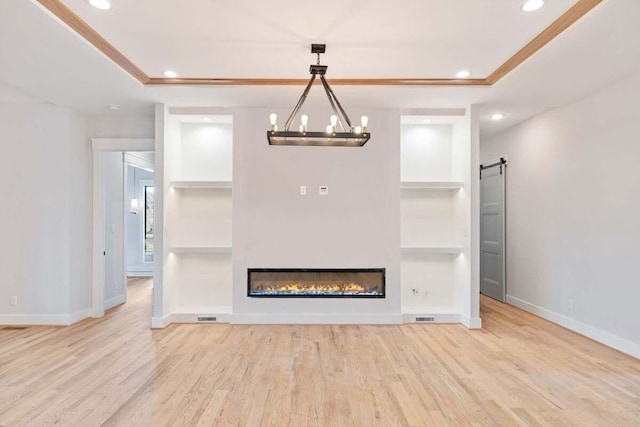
0,0,639,136
59,0,578,79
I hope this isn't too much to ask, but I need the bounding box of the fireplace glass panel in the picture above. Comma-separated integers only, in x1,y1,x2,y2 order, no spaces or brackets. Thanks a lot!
248,268,385,298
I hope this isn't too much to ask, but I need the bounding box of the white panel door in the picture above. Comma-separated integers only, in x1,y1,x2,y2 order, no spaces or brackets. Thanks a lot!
480,161,506,302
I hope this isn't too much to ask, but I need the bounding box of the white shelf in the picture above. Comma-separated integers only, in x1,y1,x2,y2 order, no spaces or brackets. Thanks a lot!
170,181,232,189
400,181,463,190
170,246,232,254
401,246,464,254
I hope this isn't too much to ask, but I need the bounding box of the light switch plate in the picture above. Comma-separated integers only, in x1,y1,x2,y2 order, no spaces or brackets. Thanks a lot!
319,186,329,196
300,186,307,195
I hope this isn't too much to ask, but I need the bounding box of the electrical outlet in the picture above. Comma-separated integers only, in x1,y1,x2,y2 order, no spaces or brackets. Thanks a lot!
10,296,17,306
567,299,573,310
319,186,329,196
300,186,307,196
411,288,420,296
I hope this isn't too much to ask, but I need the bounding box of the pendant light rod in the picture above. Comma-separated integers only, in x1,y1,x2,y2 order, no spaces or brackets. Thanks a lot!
320,76,345,131
284,74,316,131
320,75,353,131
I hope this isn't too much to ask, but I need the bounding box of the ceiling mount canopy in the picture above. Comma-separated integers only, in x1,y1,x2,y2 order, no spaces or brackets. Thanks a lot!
267,44,370,147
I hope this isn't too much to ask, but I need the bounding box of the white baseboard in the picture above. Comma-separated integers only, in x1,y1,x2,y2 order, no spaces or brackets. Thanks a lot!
460,315,482,329
402,313,461,324
507,295,640,359
231,313,403,324
171,313,231,324
127,272,153,278
0,314,71,326
69,308,92,325
104,294,126,311
151,314,171,329
0,308,92,326
153,313,473,326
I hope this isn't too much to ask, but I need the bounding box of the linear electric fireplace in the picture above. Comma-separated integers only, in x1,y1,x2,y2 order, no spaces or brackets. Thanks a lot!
248,268,385,298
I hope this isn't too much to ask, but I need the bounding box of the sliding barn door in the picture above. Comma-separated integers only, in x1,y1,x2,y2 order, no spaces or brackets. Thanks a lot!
480,160,506,302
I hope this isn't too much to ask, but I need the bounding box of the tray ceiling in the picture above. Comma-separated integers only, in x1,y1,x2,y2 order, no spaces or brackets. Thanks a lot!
2,0,638,137
50,0,584,82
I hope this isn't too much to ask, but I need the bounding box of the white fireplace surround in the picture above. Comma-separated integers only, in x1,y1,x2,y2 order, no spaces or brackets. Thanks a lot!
152,105,481,328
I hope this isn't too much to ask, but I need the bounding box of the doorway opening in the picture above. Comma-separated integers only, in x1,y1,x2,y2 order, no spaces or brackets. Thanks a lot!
103,152,155,311
92,138,156,320
126,159,154,279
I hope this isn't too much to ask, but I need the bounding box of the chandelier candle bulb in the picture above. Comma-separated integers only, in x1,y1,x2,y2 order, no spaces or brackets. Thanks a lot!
361,115,368,132
269,113,277,131
326,125,333,134
330,115,338,130
355,126,362,134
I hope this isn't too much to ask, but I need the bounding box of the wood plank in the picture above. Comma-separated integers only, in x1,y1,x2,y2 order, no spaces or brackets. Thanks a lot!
0,280,639,425
146,78,490,86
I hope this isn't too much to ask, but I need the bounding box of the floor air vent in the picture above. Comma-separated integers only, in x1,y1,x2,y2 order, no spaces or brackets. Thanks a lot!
415,317,435,322
197,316,217,322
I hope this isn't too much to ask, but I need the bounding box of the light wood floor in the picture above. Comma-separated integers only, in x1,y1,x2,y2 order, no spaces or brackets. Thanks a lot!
0,279,638,426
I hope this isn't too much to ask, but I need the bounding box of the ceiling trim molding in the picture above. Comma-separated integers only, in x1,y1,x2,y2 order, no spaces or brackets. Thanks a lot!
34,0,150,84
146,78,490,86
34,0,602,87
486,0,603,84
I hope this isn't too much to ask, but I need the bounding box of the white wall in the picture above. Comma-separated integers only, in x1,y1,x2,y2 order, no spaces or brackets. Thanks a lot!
69,110,92,314
89,113,155,139
0,102,91,324
232,107,401,320
481,71,640,357
0,107,154,324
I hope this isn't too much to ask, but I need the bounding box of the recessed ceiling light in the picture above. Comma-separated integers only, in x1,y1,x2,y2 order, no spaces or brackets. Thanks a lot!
202,117,211,122
522,0,544,12
456,70,471,78
108,104,119,110
163,70,178,78
423,118,432,123
491,113,505,121
87,0,111,10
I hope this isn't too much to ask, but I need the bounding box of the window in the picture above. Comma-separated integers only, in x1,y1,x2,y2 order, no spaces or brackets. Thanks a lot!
144,185,154,262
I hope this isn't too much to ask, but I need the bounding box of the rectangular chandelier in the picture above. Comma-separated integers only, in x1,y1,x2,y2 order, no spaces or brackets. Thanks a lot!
267,131,370,147
267,44,371,147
